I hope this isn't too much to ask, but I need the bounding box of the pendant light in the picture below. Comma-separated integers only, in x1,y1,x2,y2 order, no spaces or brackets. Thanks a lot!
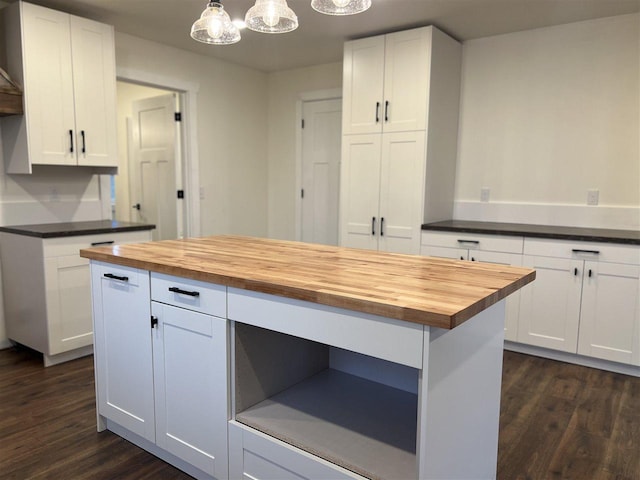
245,0,298,34
191,0,241,45
311,0,371,15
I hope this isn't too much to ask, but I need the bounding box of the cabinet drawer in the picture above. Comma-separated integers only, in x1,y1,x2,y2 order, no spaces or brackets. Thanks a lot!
44,230,152,258
228,287,423,369
151,272,226,318
421,231,523,254
524,238,640,265
94,262,146,287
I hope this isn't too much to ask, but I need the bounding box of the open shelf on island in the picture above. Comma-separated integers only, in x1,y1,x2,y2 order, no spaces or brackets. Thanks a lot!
234,323,419,480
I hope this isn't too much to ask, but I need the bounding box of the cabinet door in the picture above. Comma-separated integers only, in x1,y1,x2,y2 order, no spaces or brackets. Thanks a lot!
342,35,385,135
70,16,118,168
518,255,583,353
92,264,155,442
21,2,76,166
339,134,381,250
382,28,430,133
378,131,425,254
578,262,640,365
45,255,92,355
152,302,229,479
472,251,523,342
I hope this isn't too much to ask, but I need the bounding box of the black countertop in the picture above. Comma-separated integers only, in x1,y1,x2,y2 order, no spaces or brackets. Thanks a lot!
0,220,156,239
422,220,640,245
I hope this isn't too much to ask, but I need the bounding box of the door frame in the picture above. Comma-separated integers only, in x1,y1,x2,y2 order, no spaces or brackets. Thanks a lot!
295,88,342,242
113,67,201,238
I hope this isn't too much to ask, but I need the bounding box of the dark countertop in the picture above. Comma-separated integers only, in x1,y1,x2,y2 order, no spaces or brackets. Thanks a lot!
0,220,155,238
422,220,640,245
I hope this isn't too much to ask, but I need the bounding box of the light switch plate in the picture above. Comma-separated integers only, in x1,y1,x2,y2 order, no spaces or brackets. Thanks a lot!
480,187,490,202
587,189,599,206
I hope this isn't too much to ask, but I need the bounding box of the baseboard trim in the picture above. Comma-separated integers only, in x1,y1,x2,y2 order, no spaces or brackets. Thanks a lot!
504,341,640,377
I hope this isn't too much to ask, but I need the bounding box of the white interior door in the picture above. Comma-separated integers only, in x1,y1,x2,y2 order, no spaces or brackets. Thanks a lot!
301,99,342,245
130,94,179,241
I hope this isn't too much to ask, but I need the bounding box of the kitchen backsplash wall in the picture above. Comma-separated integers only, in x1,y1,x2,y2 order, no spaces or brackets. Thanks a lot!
454,13,639,229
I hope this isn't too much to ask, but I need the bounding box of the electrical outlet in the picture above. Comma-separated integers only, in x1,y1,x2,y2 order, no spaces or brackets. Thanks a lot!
587,189,599,206
480,187,490,202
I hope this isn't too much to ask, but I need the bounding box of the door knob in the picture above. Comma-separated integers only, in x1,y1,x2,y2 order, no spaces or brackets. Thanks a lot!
132,203,141,210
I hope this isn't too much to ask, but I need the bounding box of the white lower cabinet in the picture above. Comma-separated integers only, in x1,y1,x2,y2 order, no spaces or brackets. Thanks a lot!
92,262,156,441
519,238,640,365
0,229,151,365
92,266,229,479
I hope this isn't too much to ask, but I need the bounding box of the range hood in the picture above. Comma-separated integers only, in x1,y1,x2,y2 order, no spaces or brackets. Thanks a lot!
0,67,23,116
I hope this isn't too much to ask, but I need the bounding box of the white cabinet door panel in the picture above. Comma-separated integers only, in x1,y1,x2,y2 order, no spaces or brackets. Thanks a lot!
70,16,117,167
578,262,640,365
21,2,76,166
340,134,381,250
378,131,426,254
382,28,430,133
342,35,384,135
519,255,583,353
152,302,229,479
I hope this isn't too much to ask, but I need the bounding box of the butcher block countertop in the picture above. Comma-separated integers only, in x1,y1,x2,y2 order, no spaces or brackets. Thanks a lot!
80,235,535,329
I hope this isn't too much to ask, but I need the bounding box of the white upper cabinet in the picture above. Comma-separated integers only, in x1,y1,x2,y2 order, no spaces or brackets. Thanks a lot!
342,28,432,135
1,1,118,173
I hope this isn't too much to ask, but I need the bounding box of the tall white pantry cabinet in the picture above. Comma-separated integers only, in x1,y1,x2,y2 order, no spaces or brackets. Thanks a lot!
1,1,118,173
340,26,462,254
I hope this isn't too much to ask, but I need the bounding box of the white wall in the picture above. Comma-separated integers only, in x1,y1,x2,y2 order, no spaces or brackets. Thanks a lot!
115,32,269,237
455,13,640,229
267,62,343,240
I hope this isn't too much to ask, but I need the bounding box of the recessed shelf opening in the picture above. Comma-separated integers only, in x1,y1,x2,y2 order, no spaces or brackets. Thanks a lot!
233,322,420,480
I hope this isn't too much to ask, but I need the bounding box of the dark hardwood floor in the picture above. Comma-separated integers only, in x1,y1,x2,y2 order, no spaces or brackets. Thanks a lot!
1,346,638,480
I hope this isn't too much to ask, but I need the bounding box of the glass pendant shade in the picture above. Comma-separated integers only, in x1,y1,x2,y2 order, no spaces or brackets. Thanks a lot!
191,1,241,45
245,0,298,34
311,0,371,15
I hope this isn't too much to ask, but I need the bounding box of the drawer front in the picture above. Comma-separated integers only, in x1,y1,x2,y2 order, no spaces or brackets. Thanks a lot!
524,238,640,265
151,272,226,317
94,261,146,287
228,287,424,369
421,231,523,254
229,422,366,480
44,230,152,258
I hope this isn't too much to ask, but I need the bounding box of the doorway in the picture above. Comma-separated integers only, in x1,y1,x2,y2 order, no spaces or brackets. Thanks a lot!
115,81,184,241
299,95,342,245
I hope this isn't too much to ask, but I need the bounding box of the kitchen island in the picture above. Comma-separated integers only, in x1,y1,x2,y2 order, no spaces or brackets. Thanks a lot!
81,235,535,480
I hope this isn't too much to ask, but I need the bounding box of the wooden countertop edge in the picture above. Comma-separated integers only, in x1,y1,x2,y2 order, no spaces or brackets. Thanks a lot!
81,248,536,330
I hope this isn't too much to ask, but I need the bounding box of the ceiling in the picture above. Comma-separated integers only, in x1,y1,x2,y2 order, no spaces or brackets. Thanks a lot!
3,0,640,72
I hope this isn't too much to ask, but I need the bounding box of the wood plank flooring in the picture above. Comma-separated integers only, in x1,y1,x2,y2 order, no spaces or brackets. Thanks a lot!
1,346,638,480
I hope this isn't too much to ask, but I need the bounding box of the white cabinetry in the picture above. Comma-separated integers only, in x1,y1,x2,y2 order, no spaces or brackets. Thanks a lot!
0,229,151,366
92,267,229,480
421,231,524,341
228,288,505,480
1,1,118,173
92,263,155,441
342,28,432,135
341,132,426,252
340,27,461,255
520,239,640,365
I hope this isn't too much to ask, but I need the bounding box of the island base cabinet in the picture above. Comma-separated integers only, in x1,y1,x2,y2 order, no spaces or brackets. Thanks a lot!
229,288,506,480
